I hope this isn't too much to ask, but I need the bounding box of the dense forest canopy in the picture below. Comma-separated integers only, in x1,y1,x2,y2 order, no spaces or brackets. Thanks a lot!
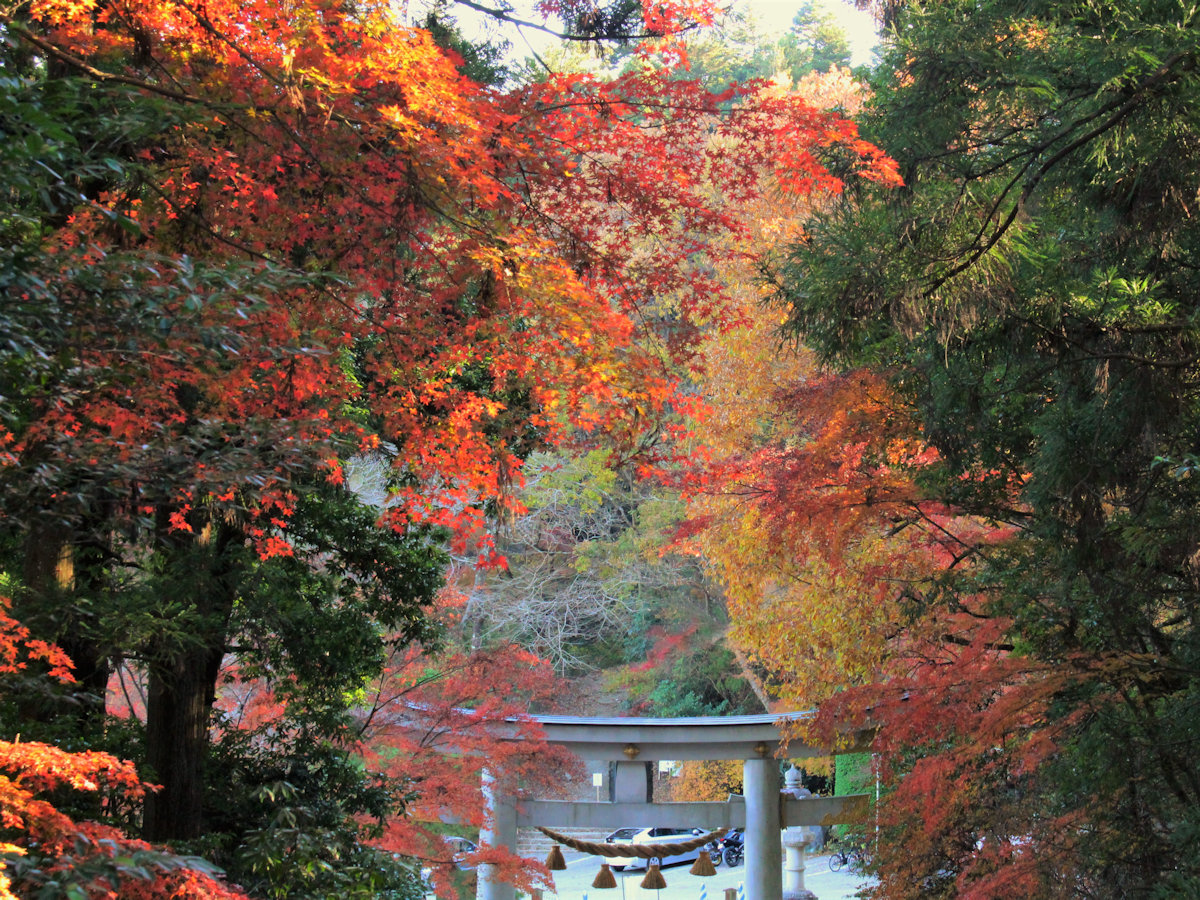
0,0,894,896
4,0,1197,897
772,0,1200,897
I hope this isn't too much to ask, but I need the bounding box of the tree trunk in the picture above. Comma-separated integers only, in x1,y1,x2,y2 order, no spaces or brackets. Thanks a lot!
142,514,238,842
20,521,110,729
143,638,225,841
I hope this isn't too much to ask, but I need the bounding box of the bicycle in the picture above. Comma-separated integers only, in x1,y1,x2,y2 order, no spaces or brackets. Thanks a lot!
828,846,863,873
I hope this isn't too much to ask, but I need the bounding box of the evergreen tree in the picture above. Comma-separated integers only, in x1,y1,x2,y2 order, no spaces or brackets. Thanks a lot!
782,1,1200,896
777,2,853,81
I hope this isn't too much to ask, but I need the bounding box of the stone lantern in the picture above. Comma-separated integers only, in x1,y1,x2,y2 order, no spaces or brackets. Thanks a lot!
781,765,818,900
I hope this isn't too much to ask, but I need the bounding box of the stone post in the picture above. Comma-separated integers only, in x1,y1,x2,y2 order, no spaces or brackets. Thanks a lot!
781,831,816,900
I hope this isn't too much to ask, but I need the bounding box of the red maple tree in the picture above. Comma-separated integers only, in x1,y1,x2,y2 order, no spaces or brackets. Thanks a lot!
1,0,899,891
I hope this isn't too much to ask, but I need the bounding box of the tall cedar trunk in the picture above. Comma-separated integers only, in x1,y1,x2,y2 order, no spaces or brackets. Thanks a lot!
142,514,238,842
143,638,226,840
66,522,116,715
21,520,110,728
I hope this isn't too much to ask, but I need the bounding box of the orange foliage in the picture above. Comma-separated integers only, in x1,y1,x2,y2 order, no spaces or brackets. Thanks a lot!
7,0,898,561
808,610,1112,898
1,4,900,891
0,603,74,684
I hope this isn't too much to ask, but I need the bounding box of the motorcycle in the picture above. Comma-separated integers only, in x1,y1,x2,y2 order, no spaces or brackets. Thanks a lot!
717,829,743,867
704,838,723,867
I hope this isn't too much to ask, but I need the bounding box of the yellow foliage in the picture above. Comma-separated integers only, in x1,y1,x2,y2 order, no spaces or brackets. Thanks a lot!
686,70,931,711
665,759,743,802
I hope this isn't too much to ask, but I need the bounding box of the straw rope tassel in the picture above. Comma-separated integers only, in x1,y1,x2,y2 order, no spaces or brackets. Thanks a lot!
640,862,667,890
690,850,717,877
592,863,617,889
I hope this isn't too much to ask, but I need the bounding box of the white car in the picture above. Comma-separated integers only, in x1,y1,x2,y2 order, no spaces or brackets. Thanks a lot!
420,835,477,889
604,827,708,871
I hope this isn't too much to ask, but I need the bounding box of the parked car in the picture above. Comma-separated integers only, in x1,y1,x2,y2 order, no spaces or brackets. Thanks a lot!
442,835,478,869
604,826,707,871
420,835,478,893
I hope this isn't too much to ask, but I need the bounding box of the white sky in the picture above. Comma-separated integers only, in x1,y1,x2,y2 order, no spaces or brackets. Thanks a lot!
742,0,879,65
440,0,881,68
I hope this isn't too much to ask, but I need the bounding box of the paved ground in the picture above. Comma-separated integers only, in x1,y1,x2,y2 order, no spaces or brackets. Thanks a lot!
534,849,874,900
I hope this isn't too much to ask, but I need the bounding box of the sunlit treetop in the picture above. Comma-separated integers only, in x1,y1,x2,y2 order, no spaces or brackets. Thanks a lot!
4,0,895,565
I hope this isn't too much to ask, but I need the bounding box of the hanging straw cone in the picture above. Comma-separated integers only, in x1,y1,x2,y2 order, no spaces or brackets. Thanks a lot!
545,844,567,870
690,850,718,876
591,863,618,889
640,862,667,890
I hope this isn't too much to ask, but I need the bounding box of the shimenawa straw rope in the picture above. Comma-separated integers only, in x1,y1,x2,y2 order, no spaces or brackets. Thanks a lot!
534,826,727,860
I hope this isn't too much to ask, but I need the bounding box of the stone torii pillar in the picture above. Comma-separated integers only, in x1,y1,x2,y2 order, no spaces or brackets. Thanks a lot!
743,754,782,900
478,769,517,900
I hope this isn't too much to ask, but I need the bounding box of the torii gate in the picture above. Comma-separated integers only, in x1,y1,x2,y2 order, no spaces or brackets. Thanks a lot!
478,712,869,900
